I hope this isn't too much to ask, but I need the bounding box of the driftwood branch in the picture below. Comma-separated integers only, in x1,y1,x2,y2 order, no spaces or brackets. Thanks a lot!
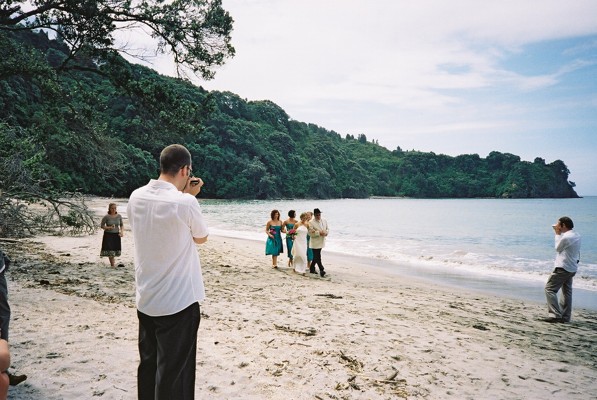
314,293,343,299
0,192,96,237
274,324,317,337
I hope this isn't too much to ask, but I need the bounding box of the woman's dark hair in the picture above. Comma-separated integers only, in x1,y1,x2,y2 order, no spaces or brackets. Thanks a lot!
288,210,296,218
559,216,574,230
160,144,192,176
271,209,280,220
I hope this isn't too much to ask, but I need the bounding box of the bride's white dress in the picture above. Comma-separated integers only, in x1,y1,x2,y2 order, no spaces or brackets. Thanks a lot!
291,225,308,274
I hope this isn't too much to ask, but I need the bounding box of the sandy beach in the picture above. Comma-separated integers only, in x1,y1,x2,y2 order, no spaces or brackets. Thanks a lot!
1,198,596,399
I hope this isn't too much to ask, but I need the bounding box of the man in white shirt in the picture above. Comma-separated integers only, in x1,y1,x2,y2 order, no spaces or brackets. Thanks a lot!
308,208,329,277
127,144,208,399
544,216,581,323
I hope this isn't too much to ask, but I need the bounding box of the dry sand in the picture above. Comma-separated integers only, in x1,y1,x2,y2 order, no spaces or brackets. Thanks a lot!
1,198,596,399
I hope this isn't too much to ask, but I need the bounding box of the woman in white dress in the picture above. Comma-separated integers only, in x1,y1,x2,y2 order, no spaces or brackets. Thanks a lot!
291,212,310,275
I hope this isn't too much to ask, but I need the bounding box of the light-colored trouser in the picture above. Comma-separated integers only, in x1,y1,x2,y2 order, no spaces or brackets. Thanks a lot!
545,268,576,321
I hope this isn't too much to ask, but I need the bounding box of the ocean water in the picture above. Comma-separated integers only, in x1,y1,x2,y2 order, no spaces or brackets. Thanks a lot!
199,197,597,309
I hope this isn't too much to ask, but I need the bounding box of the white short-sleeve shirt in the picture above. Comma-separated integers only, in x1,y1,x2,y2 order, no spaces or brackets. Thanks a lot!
127,179,209,316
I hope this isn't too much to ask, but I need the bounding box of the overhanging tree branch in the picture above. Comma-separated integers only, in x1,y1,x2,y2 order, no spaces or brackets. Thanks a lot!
0,0,235,80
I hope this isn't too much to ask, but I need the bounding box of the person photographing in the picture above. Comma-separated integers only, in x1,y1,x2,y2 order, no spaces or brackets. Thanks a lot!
127,144,208,399
544,216,581,323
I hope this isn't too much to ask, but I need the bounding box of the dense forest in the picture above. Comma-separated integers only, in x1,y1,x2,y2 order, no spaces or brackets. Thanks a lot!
1,29,579,203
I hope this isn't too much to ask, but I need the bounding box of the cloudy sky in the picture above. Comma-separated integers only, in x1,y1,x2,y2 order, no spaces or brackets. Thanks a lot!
131,0,597,195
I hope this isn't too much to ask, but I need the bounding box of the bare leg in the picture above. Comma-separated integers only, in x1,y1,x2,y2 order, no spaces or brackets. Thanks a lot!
0,372,8,399
108,256,115,267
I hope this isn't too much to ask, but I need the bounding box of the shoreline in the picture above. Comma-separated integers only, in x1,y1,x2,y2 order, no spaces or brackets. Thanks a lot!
337,250,597,312
202,197,597,299
210,233,597,312
1,197,595,398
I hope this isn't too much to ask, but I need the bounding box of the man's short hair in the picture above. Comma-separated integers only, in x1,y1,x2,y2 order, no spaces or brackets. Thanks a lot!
160,144,192,176
559,216,574,230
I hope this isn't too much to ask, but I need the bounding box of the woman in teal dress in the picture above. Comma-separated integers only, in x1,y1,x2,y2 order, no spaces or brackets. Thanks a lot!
265,209,284,268
283,210,298,268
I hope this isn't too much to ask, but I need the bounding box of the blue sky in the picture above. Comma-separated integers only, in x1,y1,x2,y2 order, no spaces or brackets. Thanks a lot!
122,0,597,195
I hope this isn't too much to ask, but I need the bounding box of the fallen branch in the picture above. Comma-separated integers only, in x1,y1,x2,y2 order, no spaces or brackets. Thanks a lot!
0,238,21,243
355,372,407,386
274,324,317,336
315,293,343,299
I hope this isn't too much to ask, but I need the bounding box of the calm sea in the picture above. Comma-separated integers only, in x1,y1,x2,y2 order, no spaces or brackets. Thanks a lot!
199,197,597,310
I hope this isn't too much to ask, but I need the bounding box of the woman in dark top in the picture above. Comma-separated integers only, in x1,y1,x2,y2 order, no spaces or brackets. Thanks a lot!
100,203,124,267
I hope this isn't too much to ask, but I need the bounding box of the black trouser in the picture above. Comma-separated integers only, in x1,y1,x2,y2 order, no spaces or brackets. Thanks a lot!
137,302,201,400
0,272,10,341
310,249,324,274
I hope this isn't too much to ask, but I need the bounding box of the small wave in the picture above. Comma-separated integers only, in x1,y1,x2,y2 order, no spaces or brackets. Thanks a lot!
207,226,597,292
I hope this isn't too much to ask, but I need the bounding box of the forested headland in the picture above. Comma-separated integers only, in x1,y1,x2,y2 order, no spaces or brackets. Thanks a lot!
1,29,579,203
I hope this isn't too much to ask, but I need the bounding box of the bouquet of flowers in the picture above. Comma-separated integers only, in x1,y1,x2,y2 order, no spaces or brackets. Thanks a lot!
269,228,276,237
286,228,297,240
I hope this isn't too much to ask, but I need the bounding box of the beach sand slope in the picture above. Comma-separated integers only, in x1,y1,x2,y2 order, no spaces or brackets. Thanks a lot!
1,213,596,399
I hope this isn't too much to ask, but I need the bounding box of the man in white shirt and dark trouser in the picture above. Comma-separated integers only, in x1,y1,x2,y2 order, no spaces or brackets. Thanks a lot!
544,216,581,324
127,144,208,399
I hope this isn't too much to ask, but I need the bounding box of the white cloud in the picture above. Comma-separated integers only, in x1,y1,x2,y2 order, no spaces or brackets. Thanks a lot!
191,1,595,114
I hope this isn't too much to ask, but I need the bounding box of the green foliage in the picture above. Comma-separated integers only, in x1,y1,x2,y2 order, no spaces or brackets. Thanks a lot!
0,31,580,202
1,0,235,79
